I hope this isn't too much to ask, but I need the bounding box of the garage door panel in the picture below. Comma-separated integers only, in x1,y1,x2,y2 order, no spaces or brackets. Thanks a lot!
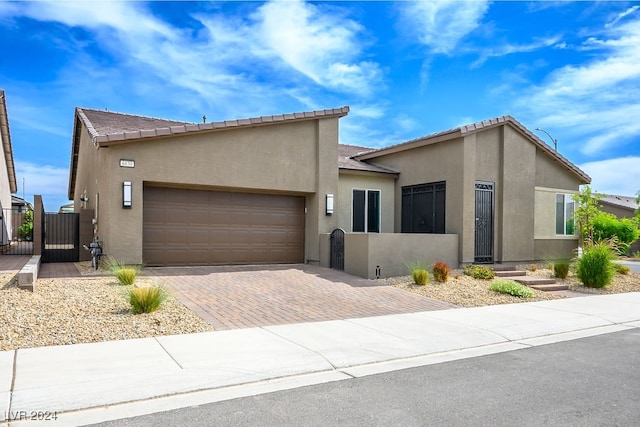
143,186,304,266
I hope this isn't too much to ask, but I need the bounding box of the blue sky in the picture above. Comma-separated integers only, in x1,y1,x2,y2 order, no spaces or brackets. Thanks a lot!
1,0,639,211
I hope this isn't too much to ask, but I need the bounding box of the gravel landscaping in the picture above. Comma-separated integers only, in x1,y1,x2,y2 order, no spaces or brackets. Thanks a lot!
383,266,640,307
0,266,213,351
0,262,638,351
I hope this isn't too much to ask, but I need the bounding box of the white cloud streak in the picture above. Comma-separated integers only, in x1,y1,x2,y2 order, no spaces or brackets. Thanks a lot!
579,157,640,196
517,18,640,156
399,0,489,54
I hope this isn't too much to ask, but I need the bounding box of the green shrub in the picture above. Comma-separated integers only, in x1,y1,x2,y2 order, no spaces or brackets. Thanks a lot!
553,262,570,279
463,265,495,280
412,269,429,285
116,268,138,286
432,261,450,282
105,257,141,285
129,287,167,314
489,280,534,298
592,211,640,254
406,261,430,285
613,263,630,275
576,242,615,288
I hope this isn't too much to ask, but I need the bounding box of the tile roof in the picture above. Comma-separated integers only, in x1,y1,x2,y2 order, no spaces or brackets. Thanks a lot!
598,194,639,211
0,89,17,194
338,144,399,175
354,115,591,184
77,106,350,145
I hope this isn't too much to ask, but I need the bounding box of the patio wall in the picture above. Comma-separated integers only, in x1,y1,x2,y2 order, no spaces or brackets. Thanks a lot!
320,233,459,279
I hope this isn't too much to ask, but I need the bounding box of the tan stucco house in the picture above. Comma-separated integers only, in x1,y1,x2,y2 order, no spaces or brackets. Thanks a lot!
0,90,18,247
68,108,590,278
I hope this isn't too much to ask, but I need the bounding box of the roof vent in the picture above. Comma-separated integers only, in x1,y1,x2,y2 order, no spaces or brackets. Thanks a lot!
202,115,206,124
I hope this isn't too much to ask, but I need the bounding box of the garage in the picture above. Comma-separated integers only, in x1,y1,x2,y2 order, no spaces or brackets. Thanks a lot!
143,186,305,266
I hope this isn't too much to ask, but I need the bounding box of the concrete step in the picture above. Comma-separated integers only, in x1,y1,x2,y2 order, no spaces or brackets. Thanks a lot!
485,264,520,272
528,283,570,292
503,275,555,285
494,270,526,277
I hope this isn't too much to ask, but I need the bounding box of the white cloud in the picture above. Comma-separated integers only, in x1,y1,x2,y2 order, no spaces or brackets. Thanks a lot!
15,161,70,211
399,0,489,54
516,18,640,156
471,36,562,68
253,0,382,96
6,0,383,115
605,5,639,28
579,157,640,196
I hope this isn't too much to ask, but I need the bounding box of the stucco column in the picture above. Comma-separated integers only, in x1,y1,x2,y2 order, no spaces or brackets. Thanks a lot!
306,118,339,264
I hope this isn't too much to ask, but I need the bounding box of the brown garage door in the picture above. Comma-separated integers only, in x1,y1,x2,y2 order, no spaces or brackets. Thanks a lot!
143,186,305,266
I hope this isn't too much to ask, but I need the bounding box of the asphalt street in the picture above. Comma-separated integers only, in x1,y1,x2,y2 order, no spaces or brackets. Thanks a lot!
92,328,640,427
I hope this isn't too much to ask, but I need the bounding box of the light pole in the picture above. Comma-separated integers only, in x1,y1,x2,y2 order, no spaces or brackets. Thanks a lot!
535,127,558,151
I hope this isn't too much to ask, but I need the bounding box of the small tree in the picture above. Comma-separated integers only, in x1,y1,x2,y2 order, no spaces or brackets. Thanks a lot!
18,209,34,239
572,185,602,247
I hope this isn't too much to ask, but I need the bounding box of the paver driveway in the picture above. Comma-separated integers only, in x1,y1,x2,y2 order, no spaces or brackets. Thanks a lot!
145,264,457,330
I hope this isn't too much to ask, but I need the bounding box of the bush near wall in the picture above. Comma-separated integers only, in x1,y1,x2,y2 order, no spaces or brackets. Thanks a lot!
592,212,640,254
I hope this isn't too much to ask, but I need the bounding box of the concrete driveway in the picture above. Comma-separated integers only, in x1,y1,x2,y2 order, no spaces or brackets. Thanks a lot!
144,264,456,330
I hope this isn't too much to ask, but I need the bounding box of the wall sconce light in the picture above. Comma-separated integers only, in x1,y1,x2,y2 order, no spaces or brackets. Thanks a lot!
80,196,89,203
326,193,334,215
123,181,132,208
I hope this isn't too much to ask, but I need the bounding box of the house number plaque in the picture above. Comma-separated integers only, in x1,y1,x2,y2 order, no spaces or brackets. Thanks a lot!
119,159,135,168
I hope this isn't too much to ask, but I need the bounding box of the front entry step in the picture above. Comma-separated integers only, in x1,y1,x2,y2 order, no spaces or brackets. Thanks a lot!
494,270,526,277
486,265,569,292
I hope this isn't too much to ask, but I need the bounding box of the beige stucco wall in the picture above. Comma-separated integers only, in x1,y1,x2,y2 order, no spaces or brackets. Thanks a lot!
365,124,584,265
535,150,583,190
499,126,536,262
365,137,466,236
73,118,341,264
343,233,459,279
534,239,578,261
336,171,396,233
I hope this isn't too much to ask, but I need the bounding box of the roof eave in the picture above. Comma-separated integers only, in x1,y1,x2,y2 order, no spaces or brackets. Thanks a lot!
354,129,462,161
94,106,350,148
0,90,18,194
338,167,399,178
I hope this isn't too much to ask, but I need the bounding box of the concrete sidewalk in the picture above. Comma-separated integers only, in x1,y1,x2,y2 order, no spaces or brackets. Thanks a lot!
2,293,640,426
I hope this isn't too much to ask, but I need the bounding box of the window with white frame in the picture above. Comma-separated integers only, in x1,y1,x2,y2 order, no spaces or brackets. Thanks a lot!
556,194,575,235
352,189,380,233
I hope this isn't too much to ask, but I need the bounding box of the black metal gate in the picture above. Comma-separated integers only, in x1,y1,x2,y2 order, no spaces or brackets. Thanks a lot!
42,213,80,263
330,228,345,270
0,208,34,255
474,181,494,264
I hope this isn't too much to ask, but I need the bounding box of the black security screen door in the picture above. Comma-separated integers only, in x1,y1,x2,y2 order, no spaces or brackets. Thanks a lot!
401,181,445,233
474,181,494,263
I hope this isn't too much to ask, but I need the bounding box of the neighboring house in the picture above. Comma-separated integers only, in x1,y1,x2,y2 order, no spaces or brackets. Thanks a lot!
58,202,74,213
598,194,640,254
68,108,589,278
0,90,18,246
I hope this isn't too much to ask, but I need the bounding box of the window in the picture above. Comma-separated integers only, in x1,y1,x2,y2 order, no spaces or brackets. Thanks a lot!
352,189,380,233
401,181,446,233
556,194,575,235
